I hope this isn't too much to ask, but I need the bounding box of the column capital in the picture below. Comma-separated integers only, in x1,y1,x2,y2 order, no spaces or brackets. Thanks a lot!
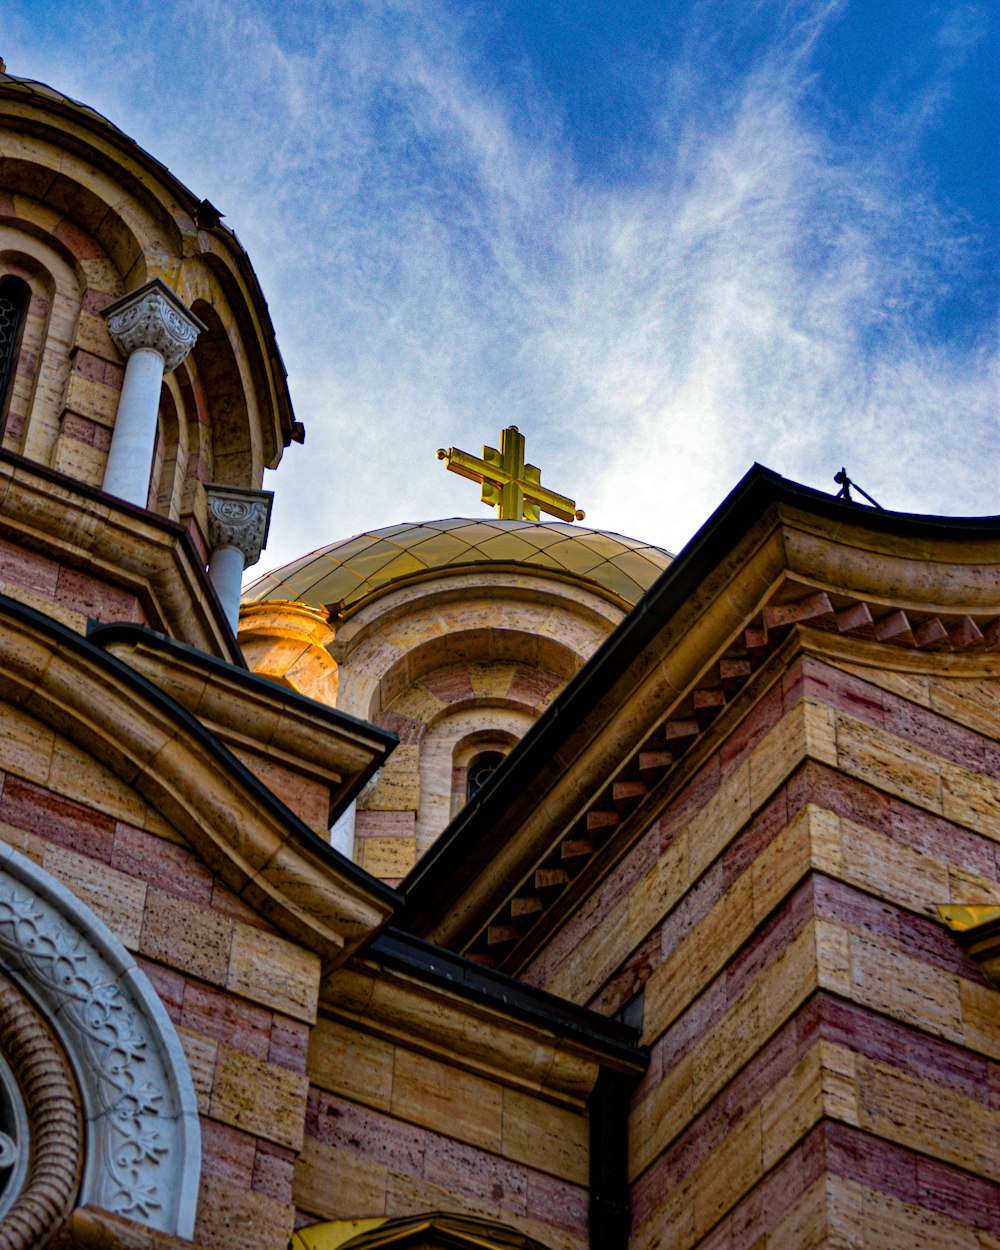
103,278,206,373
205,484,273,568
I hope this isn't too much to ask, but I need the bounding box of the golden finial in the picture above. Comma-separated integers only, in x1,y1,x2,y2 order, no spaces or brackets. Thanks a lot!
437,425,585,522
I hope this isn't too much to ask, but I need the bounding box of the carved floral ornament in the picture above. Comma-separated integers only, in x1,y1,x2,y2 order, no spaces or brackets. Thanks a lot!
0,842,200,1240
103,279,205,373
205,484,273,566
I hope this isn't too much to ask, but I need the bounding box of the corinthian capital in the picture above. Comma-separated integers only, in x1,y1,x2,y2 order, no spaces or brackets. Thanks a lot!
103,278,206,372
205,484,273,567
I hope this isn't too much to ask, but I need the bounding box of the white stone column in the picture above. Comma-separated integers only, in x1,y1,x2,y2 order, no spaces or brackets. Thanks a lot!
102,279,204,507
205,484,273,633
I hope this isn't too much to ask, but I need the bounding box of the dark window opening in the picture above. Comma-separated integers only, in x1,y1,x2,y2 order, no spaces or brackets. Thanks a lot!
466,751,505,803
0,278,29,433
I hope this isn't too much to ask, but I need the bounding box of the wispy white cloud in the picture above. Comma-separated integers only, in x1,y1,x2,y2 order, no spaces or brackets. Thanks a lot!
5,0,996,570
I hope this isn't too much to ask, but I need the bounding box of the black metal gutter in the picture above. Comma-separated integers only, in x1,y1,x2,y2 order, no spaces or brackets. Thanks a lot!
0,447,246,667
399,463,1000,923
87,619,397,747
0,592,401,909
368,926,645,1070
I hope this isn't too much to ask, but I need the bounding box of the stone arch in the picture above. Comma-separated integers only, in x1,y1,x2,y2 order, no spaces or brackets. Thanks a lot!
0,233,80,465
299,1211,554,1248
189,300,257,488
0,842,200,1237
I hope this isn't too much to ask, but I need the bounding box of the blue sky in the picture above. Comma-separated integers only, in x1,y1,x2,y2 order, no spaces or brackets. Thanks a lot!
4,0,997,572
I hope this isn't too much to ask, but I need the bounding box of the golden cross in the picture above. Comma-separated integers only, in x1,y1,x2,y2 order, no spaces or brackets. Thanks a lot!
436,425,585,523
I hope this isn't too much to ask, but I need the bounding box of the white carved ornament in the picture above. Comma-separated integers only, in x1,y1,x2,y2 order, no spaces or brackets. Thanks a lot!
0,843,200,1237
206,485,273,566
105,283,202,373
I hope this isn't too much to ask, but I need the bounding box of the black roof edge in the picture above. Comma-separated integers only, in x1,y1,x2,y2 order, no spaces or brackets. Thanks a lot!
368,926,646,1068
0,447,246,668
0,592,401,910
400,463,1000,913
87,620,398,749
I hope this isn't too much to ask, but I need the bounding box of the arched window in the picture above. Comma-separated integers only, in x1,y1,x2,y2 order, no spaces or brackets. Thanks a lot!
0,276,29,431
466,750,506,802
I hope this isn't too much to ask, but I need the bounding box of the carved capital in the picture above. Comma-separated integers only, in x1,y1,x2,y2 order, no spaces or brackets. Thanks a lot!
205,484,273,568
103,279,205,373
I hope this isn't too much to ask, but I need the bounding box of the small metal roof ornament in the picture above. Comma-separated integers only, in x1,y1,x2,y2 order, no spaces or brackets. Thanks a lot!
834,468,884,511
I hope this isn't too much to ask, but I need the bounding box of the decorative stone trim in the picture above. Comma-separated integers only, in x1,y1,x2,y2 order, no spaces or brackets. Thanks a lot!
464,585,1000,968
0,843,200,1238
297,1210,555,1249
205,484,273,567
103,280,204,373
0,970,82,1250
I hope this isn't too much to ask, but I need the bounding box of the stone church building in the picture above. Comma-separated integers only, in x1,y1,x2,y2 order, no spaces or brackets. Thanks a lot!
0,66,999,1250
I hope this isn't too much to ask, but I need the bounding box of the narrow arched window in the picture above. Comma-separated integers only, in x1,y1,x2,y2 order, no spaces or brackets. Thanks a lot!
0,277,29,433
466,750,505,803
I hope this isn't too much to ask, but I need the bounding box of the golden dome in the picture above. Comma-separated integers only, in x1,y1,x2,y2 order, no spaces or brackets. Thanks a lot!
243,518,671,618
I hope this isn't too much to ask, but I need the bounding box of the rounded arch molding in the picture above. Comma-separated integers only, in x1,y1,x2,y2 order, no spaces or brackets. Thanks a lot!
0,841,200,1238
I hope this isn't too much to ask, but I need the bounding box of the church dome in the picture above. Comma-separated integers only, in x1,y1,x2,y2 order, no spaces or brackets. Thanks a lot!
243,517,672,618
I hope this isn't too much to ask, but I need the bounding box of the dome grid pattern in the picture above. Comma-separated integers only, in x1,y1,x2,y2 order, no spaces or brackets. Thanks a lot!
244,518,672,615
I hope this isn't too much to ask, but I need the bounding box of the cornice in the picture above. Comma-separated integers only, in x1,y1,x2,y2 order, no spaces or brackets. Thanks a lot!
0,450,241,663
0,594,399,968
400,469,1000,963
92,622,395,826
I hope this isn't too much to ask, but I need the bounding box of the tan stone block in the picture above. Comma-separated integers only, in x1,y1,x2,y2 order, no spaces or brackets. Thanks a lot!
467,661,516,701
752,804,816,923
850,932,963,1041
308,1016,394,1111
836,714,943,814
960,978,1000,1061
691,986,760,1113
760,920,818,1026
390,1046,502,1152
942,762,1000,839
860,1184,980,1250
820,1040,860,1126
383,684,444,727
365,744,421,811
0,704,54,785
140,888,234,986
226,921,319,1023
761,1045,824,1168
61,370,118,425
948,864,1000,906
210,1042,308,1150
928,676,1000,742
545,901,629,1005
178,1026,217,1114
767,1176,830,1250
502,1087,588,1185
628,832,688,944
294,1137,388,1220
47,738,147,826
195,1169,294,1250
384,1167,496,1222
73,309,117,358
692,1109,762,1241
749,702,810,810
359,836,416,878
804,699,838,765
0,581,86,632
51,434,105,486
629,1051,693,1181
42,842,146,947
855,1055,980,1170
839,816,949,915
815,919,852,997
685,760,751,882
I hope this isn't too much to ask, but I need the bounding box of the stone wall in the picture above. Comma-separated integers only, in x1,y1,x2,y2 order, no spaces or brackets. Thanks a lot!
523,648,1000,1248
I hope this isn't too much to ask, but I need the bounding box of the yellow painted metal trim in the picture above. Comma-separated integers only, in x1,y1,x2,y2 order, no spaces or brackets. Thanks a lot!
937,904,1000,932
291,1218,388,1250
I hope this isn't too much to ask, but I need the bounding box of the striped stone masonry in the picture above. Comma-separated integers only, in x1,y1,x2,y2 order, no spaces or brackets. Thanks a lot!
521,648,1000,1248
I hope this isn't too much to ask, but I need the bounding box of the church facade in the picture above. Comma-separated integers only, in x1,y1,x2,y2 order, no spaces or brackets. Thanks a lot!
0,67,999,1250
